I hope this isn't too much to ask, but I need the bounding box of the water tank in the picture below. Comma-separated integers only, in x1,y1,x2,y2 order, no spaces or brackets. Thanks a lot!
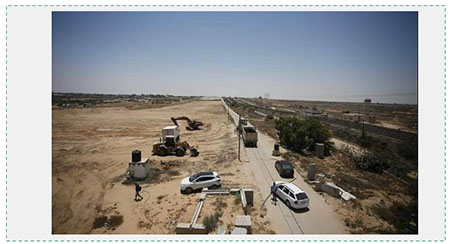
132,150,141,162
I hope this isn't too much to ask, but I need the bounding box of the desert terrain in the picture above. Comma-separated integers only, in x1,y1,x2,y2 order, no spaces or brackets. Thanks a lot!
52,99,273,234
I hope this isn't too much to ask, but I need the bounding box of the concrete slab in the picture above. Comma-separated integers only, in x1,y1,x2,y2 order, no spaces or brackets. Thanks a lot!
231,227,248,235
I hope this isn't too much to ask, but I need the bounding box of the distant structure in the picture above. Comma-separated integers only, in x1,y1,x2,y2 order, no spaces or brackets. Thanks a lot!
364,98,371,119
304,110,322,119
343,113,363,122
363,99,376,123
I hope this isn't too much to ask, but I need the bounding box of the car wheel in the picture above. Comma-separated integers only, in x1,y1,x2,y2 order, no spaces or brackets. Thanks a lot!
184,187,193,194
286,199,291,208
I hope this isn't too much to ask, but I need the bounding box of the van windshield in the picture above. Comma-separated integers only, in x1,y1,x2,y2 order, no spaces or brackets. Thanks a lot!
296,193,308,200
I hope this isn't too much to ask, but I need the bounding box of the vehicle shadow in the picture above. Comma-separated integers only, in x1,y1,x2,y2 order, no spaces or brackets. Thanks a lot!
290,207,310,214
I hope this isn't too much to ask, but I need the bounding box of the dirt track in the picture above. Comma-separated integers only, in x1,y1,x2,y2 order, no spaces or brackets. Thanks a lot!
52,100,273,234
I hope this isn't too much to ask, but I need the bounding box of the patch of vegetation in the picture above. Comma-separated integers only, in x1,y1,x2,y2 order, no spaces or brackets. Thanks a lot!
92,215,124,230
354,150,391,174
397,140,418,161
344,218,364,229
275,117,333,155
265,114,274,121
203,212,222,233
93,216,108,229
372,200,418,234
166,169,181,176
234,192,241,205
214,196,228,211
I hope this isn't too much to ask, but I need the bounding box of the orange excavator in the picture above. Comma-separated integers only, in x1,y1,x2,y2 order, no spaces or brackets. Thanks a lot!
171,116,204,131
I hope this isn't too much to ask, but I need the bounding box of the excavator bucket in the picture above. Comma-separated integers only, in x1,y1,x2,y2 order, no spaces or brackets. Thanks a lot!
190,148,199,157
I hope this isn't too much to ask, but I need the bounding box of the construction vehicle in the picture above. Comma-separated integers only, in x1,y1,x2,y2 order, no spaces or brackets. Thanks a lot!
237,117,248,133
171,116,204,130
242,124,258,147
152,125,199,157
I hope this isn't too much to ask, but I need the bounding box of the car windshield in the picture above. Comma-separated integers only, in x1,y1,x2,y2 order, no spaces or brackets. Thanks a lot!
296,192,308,200
189,173,200,182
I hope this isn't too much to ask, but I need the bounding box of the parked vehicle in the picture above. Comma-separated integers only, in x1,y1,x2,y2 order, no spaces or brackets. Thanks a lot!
274,181,309,209
274,160,294,178
180,171,221,194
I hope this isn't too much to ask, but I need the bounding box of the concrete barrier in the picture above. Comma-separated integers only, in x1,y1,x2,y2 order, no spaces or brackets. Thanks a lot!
175,223,208,234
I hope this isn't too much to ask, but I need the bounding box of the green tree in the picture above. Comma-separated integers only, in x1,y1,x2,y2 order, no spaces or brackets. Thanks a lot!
275,117,332,154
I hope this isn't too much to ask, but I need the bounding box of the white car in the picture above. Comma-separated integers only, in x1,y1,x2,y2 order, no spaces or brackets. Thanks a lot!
180,171,221,194
274,181,309,209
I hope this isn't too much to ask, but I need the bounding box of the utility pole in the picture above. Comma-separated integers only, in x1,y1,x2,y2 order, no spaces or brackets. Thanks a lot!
238,114,241,161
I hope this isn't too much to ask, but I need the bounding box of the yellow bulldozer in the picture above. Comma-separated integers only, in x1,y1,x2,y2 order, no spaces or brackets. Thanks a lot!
152,125,199,157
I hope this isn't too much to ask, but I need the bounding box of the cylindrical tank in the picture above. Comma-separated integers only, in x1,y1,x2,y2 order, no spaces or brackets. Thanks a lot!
307,163,316,181
132,150,141,162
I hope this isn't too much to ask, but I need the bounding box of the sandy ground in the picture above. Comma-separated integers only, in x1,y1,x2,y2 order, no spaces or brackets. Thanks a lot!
52,100,273,234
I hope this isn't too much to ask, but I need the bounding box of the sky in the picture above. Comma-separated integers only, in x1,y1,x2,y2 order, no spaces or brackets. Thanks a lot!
52,11,418,104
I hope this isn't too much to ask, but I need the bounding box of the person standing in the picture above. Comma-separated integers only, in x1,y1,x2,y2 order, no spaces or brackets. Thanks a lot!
134,182,143,201
271,182,278,205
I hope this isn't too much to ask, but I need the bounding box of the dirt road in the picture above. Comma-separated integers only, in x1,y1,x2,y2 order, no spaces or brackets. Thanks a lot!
223,100,348,234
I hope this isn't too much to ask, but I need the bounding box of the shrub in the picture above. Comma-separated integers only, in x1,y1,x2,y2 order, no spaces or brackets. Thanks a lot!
275,117,332,155
372,200,417,234
397,140,418,161
265,114,274,121
354,150,391,174
203,212,221,233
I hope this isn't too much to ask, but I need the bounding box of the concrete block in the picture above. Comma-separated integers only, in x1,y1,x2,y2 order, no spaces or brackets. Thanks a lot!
235,215,251,233
320,182,341,198
175,223,208,234
231,227,248,235
307,164,316,181
230,188,240,194
128,158,150,180
244,189,254,205
217,226,227,235
316,173,325,184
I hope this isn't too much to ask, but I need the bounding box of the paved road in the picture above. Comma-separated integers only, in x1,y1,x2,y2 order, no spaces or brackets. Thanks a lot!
223,100,348,234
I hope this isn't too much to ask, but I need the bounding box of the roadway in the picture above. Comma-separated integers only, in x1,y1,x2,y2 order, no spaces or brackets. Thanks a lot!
222,100,348,234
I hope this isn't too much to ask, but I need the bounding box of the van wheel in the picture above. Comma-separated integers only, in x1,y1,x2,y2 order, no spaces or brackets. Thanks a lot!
286,199,291,208
184,187,193,194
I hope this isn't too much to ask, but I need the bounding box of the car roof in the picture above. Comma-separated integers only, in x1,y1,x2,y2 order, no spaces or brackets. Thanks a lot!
282,183,304,194
195,171,215,177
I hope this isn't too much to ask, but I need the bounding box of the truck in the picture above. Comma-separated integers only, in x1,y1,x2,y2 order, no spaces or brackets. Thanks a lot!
242,125,258,147
237,117,248,133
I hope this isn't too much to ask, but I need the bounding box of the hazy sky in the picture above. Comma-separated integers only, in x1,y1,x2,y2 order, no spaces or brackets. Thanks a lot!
52,11,418,104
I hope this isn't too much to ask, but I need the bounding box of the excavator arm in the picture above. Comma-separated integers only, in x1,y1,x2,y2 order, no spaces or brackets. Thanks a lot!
171,116,204,130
